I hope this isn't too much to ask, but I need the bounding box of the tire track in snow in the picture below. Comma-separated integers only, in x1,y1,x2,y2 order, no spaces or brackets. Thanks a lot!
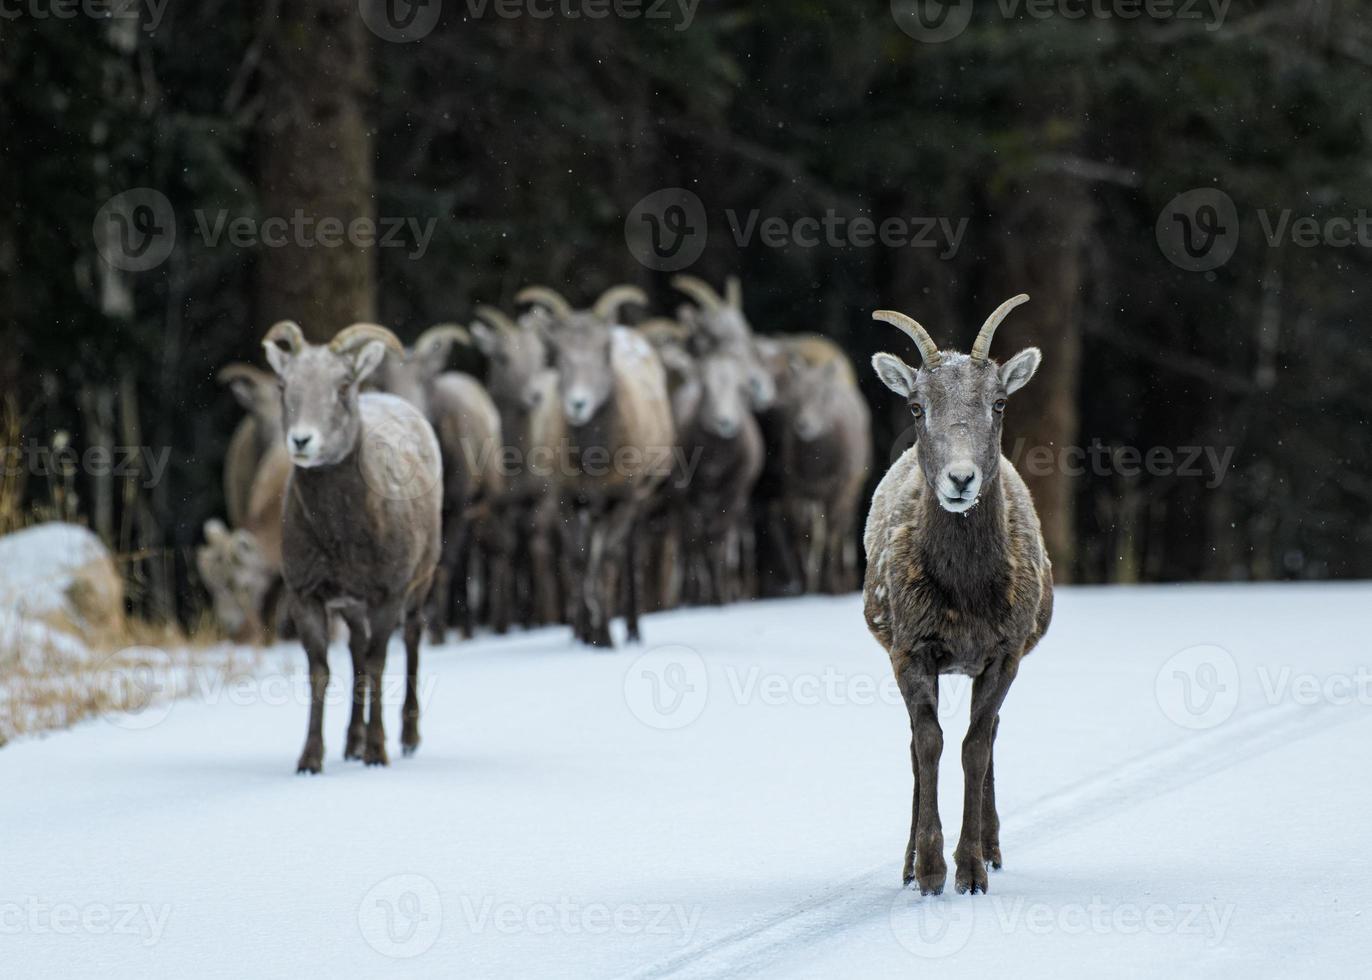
625,701,1365,980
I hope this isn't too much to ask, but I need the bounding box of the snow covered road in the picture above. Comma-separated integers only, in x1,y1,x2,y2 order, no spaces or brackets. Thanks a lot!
3,585,1369,977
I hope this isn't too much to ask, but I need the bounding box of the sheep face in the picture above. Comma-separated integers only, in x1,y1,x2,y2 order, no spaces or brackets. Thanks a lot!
197,521,272,641
472,322,549,413
698,349,751,440
545,318,614,428
264,341,387,468
872,348,1040,514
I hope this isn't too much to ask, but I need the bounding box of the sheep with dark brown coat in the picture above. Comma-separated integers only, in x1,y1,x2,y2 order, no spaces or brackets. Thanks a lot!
263,320,443,774
864,295,1053,896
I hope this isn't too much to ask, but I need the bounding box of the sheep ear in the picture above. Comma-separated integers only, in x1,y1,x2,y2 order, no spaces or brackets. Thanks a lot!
350,340,387,384
263,340,292,377
872,352,917,398
1000,347,1042,395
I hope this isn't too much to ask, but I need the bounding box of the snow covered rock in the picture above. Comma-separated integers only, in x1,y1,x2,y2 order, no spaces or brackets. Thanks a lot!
0,523,124,654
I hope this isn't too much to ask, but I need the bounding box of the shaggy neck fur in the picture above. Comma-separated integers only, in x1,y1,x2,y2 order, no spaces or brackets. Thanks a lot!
916,462,1011,610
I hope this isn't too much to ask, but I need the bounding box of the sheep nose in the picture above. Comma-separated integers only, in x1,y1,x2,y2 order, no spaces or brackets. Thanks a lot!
291,432,313,452
947,469,976,493
569,396,589,416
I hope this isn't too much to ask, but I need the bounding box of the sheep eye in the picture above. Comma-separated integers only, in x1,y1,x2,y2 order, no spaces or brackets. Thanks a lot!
910,403,924,419
993,397,1007,413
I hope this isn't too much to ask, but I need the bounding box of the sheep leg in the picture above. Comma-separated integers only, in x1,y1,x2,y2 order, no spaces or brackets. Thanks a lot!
339,605,371,761
363,610,398,767
896,660,945,894
982,715,1002,870
486,522,513,636
583,522,613,648
954,662,1015,894
401,610,422,757
623,518,642,644
293,599,330,775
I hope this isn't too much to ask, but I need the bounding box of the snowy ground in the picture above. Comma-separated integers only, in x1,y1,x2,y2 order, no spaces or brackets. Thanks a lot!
2,584,1370,978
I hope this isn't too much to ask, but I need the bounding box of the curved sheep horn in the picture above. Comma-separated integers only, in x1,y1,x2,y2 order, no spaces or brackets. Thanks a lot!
473,305,520,335
263,320,305,353
329,322,404,356
724,275,742,310
415,322,471,352
515,286,574,319
593,285,648,321
873,310,942,369
217,362,274,388
670,275,724,311
637,317,692,343
970,294,1030,362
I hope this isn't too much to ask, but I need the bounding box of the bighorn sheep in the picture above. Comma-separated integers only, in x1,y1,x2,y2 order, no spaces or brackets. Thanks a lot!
371,323,508,641
218,363,281,528
468,305,565,628
262,320,443,773
670,274,775,409
753,334,868,595
647,317,764,605
197,444,290,642
515,284,674,647
864,295,1053,895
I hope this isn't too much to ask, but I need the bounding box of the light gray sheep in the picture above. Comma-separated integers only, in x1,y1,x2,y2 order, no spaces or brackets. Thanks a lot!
515,285,674,647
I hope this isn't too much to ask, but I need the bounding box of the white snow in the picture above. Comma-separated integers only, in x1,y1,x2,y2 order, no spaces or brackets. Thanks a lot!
2,584,1370,977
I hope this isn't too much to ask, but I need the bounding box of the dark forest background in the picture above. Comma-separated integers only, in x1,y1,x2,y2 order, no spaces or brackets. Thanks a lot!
2,0,1370,622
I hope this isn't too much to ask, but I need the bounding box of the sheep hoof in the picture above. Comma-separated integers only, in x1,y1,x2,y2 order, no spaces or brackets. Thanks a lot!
344,727,367,761
364,742,389,767
983,842,1002,870
954,860,988,895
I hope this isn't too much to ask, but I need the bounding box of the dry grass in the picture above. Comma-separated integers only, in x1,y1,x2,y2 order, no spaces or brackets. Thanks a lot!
0,608,261,748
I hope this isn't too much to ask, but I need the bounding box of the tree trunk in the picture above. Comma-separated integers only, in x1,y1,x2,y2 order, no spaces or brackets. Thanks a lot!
257,0,376,341
994,175,1091,582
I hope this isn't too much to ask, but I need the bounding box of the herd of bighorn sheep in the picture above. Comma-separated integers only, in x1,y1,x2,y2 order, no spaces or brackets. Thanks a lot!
199,279,1055,891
